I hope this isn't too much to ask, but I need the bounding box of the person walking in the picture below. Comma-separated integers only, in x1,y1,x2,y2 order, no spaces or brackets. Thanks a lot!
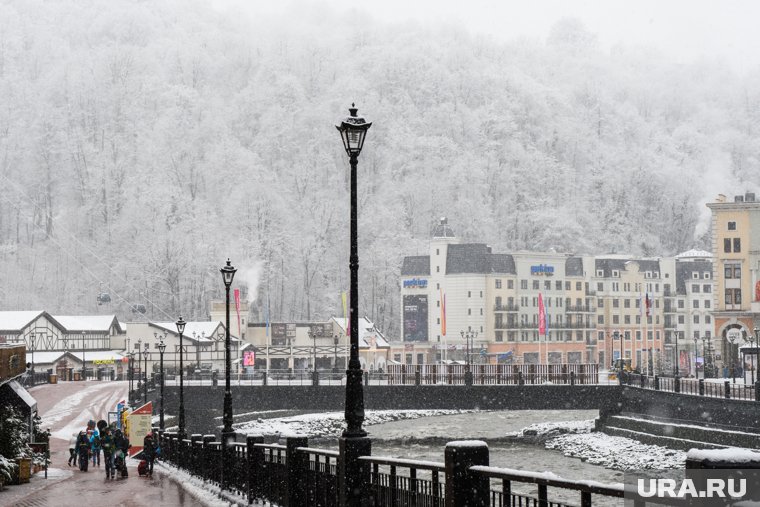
67,432,78,467
142,432,157,477
90,429,102,467
77,431,90,471
113,429,130,478
101,428,115,479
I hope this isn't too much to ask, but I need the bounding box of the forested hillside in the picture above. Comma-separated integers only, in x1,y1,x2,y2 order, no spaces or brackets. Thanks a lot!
0,1,758,338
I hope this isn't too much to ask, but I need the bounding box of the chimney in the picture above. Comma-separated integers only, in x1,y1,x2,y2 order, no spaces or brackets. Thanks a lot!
735,195,744,203
746,192,756,202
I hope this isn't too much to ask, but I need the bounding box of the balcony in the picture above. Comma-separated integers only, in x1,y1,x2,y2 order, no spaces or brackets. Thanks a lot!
565,305,595,313
493,303,520,312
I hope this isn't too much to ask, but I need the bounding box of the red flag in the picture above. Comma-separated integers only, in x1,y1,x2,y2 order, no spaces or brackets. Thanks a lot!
645,293,651,317
538,293,546,335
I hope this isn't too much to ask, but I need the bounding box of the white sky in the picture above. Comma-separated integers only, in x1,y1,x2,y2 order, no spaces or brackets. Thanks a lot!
251,0,760,71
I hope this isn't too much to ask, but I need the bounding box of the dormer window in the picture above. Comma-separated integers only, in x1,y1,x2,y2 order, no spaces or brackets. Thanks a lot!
728,221,736,230
596,270,604,277
612,270,619,278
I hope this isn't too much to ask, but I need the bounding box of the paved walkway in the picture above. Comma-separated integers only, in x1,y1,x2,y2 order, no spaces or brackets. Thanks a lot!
1,381,207,507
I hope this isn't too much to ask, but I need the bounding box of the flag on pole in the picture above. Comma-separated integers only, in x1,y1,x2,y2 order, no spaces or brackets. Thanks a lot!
234,288,241,339
645,293,651,317
538,293,546,336
440,289,447,336
265,295,270,337
342,291,349,336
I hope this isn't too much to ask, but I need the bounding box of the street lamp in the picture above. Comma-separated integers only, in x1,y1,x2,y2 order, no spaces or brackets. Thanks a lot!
748,327,759,385
128,352,135,403
143,342,149,405
29,332,36,378
460,330,477,385
136,337,143,398
309,329,319,385
220,258,237,491
727,331,737,383
701,336,709,379
674,330,680,377
157,337,166,430
176,315,187,438
81,330,87,380
336,104,372,506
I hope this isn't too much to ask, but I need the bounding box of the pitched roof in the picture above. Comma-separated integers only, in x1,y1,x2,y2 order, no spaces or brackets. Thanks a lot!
446,244,515,275
150,321,239,342
675,259,713,294
401,256,430,276
54,315,122,333
565,257,584,277
0,311,47,332
331,317,390,349
595,258,661,277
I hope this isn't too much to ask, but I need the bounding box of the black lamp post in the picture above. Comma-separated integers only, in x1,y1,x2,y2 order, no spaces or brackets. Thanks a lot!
128,352,135,403
136,337,143,397
749,327,759,385
220,258,237,491
693,336,699,379
143,342,149,404
612,331,622,383
29,332,35,377
333,334,339,373
701,336,708,379
674,330,680,377
727,332,737,383
309,329,319,385
336,104,372,506
158,338,166,430
460,330,477,386
81,330,87,380
176,316,187,438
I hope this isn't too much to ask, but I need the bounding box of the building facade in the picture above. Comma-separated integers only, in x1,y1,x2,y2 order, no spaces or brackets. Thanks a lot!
708,192,760,375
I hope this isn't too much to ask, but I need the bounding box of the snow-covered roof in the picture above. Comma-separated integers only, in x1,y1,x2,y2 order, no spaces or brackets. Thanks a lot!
54,315,121,333
676,249,712,259
29,350,126,364
151,321,239,342
331,317,390,349
0,311,46,331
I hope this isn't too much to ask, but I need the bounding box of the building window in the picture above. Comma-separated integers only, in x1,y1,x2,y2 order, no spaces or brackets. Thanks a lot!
734,238,741,252
437,300,440,307
436,266,440,273
565,281,571,290
596,270,604,277
480,291,483,297
436,248,440,255
437,318,441,324
597,282,604,291
693,300,699,308
692,272,699,279
612,282,619,292
624,299,630,308
521,280,528,289
705,315,711,324
624,315,631,324
533,280,539,290
480,308,483,315
496,331,503,342
728,221,736,230
725,290,732,305
693,315,699,324
724,238,731,253
678,315,684,324
468,309,471,315
544,281,551,290
612,315,619,324
576,281,582,290
692,284,700,293
612,299,619,308
735,289,742,304
704,300,711,308
495,279,502,289
598,298,604,308
612,270,619,277
556,281,563,290
508,280,514,289
598,315,604,324
704,272,710,279
703,284,711,293
468,291,471,297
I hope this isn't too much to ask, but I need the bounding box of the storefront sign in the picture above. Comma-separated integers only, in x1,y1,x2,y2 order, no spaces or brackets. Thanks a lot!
93,359,114,365
403,278,428,289
530,264,555,276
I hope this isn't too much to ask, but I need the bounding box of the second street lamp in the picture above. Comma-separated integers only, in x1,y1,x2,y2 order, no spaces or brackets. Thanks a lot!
336,103,372,506
143,342,149,405
176,316,187,438
81,330,87,381
220,258,237,491
309,329,319,385
158,338,166,430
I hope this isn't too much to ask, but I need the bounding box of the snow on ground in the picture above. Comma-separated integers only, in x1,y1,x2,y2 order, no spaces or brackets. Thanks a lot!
508,419,685,471
234,410,474,439
156,460,264,506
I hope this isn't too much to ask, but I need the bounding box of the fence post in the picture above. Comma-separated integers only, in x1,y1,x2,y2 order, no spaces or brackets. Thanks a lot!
285,436,308,507
444,440,489,507
518,371,524,385
570,371,576,386
674,376,680,393
190,434,202,477
654,375,659,390
725,380,731,399
756,381,760,402
246,435,264,504
699,378,705,396
415,365,421,386
339,435,371,507
202,434,215,481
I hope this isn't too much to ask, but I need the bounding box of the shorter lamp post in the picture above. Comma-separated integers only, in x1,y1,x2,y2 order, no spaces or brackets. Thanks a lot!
176,316,187,438
30,333,36,378
158,338,166,429
749,328,759,385
674,330,680,377
701,336,708,379
81,330,87,380
309,329,319,385
143,342,149,404
136,338,143,395
694,336,699,379
460,330,477,386
727,332,737,383
612,331,622,384
128,352,135,404
220,258,237,492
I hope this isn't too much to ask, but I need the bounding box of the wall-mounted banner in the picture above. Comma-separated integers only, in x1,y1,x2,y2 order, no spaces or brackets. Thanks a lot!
530,264,555,276
403,278,428,289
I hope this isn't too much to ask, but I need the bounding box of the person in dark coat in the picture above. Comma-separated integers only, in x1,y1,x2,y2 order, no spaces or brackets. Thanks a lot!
101,428,115,479
142,432,157,477
77,431,90,471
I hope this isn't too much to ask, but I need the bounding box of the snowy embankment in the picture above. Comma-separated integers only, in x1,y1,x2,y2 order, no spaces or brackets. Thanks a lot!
509,420,685,470
234,410,473,439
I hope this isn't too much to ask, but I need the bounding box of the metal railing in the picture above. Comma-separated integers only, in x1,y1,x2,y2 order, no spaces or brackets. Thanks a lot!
625,372,760,401
386,363,599,385
157,430,636,507
362,455,445,507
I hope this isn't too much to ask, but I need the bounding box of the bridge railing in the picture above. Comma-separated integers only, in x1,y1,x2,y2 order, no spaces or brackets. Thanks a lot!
625,373,760,401
156,430,627,507
387,363,599,385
